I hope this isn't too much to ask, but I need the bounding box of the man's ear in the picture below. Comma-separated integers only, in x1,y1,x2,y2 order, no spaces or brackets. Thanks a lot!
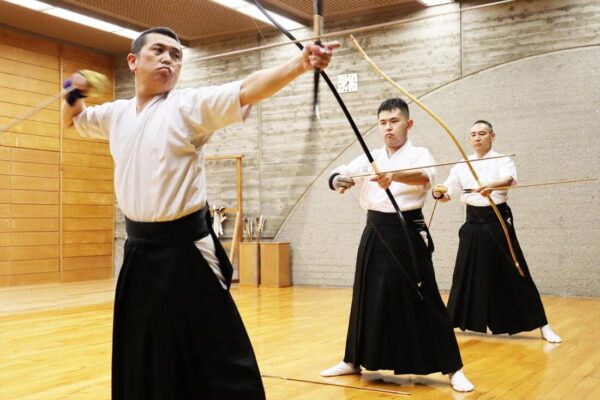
407,119,414,129
127,53,138,73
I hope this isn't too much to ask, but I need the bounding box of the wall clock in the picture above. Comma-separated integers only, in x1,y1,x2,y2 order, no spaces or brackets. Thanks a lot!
337,73,358,93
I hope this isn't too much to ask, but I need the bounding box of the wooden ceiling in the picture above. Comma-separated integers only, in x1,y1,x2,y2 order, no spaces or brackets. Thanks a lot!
0,0,428,54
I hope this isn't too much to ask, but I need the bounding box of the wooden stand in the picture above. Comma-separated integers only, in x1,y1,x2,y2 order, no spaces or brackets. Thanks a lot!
239,242,260,286
260,242,290,287
205,154,243,270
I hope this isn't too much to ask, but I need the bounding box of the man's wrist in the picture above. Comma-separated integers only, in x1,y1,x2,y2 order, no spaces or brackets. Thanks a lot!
64,89,87,106
432,191,445,200
328,173,340,191
63,73,87,106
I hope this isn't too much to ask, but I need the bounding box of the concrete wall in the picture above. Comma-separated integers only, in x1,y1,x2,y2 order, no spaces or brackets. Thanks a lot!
115,0,600,296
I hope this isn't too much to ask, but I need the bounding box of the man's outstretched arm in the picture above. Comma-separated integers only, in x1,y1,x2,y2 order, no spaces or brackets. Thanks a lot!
239,42,340,106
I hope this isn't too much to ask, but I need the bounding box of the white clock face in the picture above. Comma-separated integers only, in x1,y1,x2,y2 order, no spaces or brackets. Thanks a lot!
337,73,358,93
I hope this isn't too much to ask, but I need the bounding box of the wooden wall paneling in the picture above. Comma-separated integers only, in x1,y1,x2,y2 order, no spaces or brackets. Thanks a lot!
10,146,60,285
11,204,58,218
0,88,59,111
62,205,113,218
60,268,111,282
0,232,8,246
0,32,60,157
0,30,60,285
12,161,59,178
0,176,9,190
10,232,59,246
60,45,115,283
8,272,59,285
0,261,7,278
10,218,59,232
62,165,113,180
11,245,58,261
62,139,110,156
0,27,60,57
11,176,59,191
60,46,114,70
63,230,112,244
62,255,112,271
0,139,7,287
11,190,59,205
0,71,58,95
12,147,58,163
58,42,65,286
0,42,59,68
63,217,113,231
0,28,115,285
0,57,58,83
62,179,113,193
9,258,58,274
62,153,113,169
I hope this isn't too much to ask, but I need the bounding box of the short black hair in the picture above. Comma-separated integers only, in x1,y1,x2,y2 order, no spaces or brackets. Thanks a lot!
472,120,493,132
131,27,181,55
377,98,410,119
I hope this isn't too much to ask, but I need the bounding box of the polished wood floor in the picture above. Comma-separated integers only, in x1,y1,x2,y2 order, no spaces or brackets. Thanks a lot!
0,280,599,399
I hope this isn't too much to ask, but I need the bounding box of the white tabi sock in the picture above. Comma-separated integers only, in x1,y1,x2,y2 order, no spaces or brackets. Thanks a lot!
320,361,361,377
449,369,474,392
541,324,562,343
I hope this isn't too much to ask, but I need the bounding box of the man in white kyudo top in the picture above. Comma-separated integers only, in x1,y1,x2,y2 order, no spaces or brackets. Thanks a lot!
62,26,339,400
432,120,561,343
321,98,474,392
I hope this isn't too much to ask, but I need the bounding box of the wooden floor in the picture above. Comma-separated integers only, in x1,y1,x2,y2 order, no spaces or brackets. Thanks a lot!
0,280,599,399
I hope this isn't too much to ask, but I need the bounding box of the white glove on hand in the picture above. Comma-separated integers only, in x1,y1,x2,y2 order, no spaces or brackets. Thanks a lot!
333,175,355,193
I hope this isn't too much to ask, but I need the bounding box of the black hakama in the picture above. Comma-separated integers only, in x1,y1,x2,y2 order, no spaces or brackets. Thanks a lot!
344,209,463,375
446,203,548,335
112,206,265,400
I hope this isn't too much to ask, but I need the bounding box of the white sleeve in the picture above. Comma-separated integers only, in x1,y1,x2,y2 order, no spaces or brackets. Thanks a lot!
72,102,114,140
179,81,252,146
499,156,518,184
332,153,371,186
443,164,463,199
417,148,436,191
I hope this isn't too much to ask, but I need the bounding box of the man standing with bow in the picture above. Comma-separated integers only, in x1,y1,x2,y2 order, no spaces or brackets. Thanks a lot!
63,26,339,400
321,98,474,392
433,120,561,343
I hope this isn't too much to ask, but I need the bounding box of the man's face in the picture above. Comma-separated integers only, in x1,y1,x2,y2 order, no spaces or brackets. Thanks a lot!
469,122,495,154
128,33,182,94
378,108,413,151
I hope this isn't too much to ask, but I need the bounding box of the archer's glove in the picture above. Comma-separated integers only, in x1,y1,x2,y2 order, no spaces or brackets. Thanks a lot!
329,173,355,193
432,184,448,200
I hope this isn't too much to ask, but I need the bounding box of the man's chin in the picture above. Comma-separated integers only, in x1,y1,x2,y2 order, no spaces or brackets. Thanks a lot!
151,80,176,93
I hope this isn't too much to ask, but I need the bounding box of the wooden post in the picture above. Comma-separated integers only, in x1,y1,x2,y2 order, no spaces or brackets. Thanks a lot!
205,154,244,274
